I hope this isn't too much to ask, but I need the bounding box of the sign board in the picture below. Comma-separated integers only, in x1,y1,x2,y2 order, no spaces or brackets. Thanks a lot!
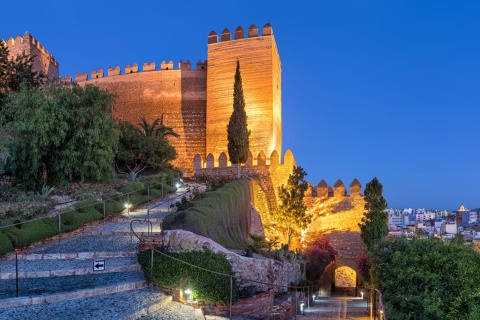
93,259,105,271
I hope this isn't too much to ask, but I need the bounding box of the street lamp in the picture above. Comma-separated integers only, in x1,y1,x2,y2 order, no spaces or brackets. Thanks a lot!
124,203,132,215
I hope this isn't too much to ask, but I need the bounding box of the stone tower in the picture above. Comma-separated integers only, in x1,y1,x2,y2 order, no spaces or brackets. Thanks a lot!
2,32,59,79
206,23,282,164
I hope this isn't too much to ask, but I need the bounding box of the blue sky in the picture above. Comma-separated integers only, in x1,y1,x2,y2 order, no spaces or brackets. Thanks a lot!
2,1,479,210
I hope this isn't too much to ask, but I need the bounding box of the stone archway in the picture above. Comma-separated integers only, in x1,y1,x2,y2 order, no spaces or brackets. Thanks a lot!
319,259,360,297
334,266,357,296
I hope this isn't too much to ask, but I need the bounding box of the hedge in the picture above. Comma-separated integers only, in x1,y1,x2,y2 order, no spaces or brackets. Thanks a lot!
138,248,238,304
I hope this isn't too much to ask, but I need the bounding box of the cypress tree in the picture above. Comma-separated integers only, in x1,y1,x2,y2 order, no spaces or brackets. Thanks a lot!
227,60,250,178
358,177,388,250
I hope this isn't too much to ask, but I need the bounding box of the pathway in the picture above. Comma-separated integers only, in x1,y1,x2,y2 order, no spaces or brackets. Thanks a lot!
0,187,205,319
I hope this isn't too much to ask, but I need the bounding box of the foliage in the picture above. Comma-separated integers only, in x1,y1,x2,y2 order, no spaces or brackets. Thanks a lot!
271,166,310,248
162,180,251,249
37,185,55,199
115,118,177,181
138,248,238,304
0,198,49,221
0,231,13,255
358,177,388,250
227,60,250,178
0,44,46,105
303,233,337,284
2,218,59,248
4,84,119,188
271,243,303,263
370,237,480,320
356,254,371,284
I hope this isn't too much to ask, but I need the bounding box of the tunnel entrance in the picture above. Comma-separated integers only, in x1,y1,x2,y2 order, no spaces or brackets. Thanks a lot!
333,266,357,296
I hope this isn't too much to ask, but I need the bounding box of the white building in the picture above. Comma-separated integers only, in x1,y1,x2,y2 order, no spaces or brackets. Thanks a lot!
445,222,458,234
416,212,435,222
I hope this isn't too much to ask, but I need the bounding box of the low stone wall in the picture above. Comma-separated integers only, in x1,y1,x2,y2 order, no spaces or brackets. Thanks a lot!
160,230,302,293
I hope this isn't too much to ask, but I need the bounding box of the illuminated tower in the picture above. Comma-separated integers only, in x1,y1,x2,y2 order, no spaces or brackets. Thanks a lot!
206,23,282,164
2,32,59,79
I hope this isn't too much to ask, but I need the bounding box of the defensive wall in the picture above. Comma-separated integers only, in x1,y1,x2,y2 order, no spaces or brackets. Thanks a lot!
305,179,367,296
62,60,207,169
58,23,280,171
195,153,367,296
1,32,59,79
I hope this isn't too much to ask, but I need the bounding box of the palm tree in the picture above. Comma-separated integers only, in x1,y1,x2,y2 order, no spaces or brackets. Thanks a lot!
138,115,179,138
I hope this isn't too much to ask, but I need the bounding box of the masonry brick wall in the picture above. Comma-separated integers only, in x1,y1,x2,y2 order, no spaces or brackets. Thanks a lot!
78,68,206,169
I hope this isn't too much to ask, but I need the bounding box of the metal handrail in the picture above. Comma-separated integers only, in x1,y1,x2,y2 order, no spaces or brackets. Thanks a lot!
130,219,153,244
0,176,182,231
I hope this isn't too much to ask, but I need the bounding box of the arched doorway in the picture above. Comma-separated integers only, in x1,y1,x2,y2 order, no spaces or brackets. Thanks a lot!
334,266,357,296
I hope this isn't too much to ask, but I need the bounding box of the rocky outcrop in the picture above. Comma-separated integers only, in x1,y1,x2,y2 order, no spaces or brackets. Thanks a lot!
160,230,302,293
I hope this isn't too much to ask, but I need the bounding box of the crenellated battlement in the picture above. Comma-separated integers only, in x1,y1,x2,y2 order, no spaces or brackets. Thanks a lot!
311,178,363,198
67,59,207,83
1,32,58,67
208,23,273,44
193,149,295,170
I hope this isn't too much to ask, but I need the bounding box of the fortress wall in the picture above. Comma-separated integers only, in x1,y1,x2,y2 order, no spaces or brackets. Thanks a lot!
76,67,206,169
3,33,59,79
206,25,282,162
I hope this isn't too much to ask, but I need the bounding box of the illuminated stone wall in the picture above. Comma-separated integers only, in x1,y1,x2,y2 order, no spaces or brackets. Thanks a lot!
71,61,207,169
206,23,282,162
2,32,59,79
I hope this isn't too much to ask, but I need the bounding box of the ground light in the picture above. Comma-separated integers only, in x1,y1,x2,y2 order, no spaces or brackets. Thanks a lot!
300,301,305,315
124,203,132,215
184,289,193,302
360,291,364,299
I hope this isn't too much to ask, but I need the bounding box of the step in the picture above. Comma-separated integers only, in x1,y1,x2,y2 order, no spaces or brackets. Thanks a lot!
0,270,145,300
0,286,172,320
137,300,204,320
27,235,139,254
0,264,141,279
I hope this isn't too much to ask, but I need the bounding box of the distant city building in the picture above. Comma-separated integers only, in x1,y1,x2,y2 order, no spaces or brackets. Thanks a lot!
445,221,458,234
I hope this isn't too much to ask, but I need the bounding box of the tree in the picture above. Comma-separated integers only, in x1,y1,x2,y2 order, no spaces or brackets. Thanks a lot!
115,116,178,181
227,60,250,178
0,43,46,104
358,177,388,250
5,83,119,187
272,166,310,248
0,43,47,160
303,232,337,284
138,115,179,138
370,237,480,319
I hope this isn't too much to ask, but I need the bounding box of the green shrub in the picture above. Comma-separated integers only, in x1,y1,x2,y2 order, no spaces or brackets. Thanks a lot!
75,198,100,212
0,232,14,255
147,188,163,199
60,210,103,232
98,200,125,216
162,180,250,249
138,248,238,304
3,219,59,248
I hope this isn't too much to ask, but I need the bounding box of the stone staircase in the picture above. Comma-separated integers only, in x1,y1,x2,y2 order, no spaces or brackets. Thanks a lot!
0,189,208,320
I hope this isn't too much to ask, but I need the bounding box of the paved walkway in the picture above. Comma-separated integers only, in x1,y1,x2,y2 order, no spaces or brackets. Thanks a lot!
298,297,371,320
0,187,200,319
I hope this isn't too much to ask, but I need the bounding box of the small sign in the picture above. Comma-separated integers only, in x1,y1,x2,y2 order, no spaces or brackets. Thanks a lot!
93,259,105,271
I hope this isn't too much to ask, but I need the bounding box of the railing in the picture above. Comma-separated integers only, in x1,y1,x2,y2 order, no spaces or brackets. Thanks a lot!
0,176,183,249
130,223,319,320
358,286,388,320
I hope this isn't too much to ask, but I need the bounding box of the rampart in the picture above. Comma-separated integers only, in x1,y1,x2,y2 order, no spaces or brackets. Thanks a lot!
1,32,59,79
206,23,282,164
305,179,367,295
62,60,207,169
